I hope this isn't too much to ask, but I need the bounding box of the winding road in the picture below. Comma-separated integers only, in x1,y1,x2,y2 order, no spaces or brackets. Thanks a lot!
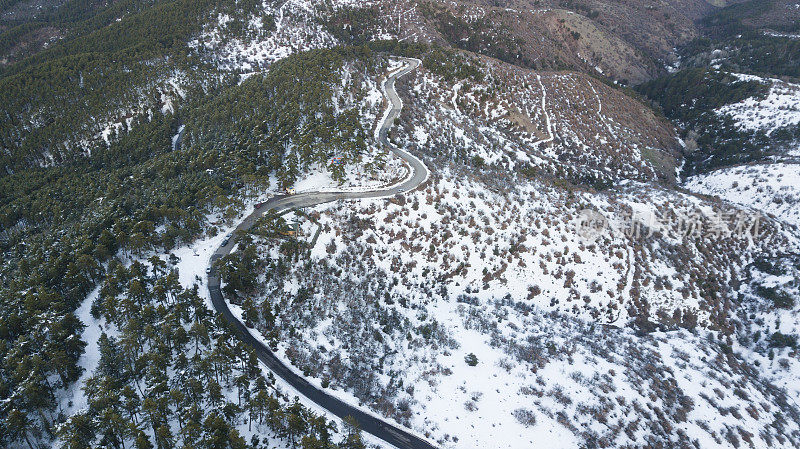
207,58,437,449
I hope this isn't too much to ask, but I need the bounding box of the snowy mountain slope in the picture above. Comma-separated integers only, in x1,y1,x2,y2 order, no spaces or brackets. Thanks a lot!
686,159,800,409
246,162,800,449
227,50,800,448
405,52,681,185
0,0,706,173
5,1,800,448
686,163,800,227
186,0,712,85
284,59,411,191
716,74,800,136
734,251,800,401
32,18,797,449
190,0,342,72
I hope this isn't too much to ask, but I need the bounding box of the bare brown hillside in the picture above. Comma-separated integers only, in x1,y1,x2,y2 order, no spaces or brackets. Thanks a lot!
381,0,707,83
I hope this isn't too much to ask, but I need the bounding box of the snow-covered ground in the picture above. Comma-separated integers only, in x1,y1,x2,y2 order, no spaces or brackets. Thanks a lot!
736,254,800,403
222,51,800,448
292,155,408,193
716,75,800,135
686,163,800,227
190,0,333,71
253,169,800,448
680,73,800,426
190,0,378,72
57,286,107,416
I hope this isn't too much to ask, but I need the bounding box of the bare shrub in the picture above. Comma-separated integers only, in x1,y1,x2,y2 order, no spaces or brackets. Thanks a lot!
512,408,537,427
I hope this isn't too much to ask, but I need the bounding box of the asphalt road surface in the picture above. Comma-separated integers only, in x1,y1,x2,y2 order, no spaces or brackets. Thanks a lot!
208,58,438,449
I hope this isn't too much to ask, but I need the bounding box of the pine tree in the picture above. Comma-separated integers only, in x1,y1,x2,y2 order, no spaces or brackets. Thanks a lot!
6,408,37,449
339,416,365,449
57,411,95,449
134,429,153,449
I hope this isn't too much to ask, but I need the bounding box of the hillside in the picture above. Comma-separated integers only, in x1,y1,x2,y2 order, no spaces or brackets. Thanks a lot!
218,49,800,448
637,0,800,176
2,0,800,449
0,0,754,177
0,45,415,449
